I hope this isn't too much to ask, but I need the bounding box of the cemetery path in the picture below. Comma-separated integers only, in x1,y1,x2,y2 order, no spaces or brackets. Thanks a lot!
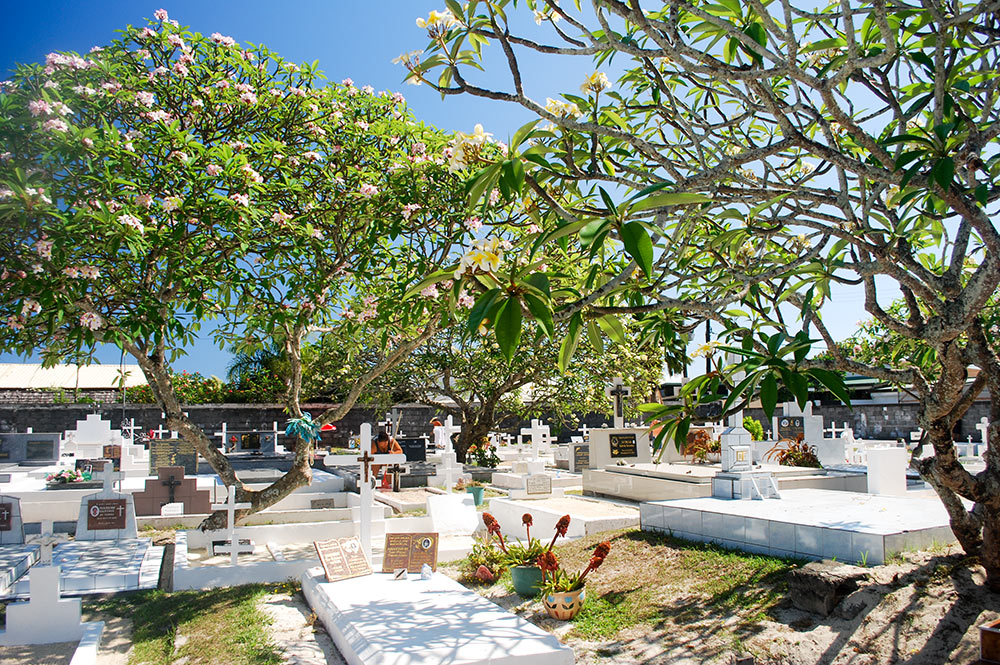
258,590,346,665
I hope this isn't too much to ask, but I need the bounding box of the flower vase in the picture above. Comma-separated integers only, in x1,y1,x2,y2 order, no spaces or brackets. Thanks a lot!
510,565,544,597
543,587,586,620
466,485,484,506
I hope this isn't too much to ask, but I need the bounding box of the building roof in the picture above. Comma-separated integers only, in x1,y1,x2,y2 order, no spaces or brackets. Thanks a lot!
0,363,147,389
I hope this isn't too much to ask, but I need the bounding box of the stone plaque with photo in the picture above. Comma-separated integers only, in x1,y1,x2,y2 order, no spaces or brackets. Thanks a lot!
526,474,552,495
149,438,198,475
26,440,56,461
778,417,804,440
76,458,112,474
573,444,590,470
87,498,127,531
314,536,372,582
0,502,11,531
381,532,439,573
609,433,638,458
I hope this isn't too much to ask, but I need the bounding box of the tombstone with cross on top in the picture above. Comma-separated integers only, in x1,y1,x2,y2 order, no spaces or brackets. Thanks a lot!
211,485,253,565
75,462,137,541
605,377,632,429
340,424,406,563
520,419,550,461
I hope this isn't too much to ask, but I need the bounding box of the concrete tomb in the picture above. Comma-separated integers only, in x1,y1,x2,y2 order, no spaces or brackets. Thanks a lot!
0,495,39,597
75,463,137,541
0,432,61,465
133,466,211,516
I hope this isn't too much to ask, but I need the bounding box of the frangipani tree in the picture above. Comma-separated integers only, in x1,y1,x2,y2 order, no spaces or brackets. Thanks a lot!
401,1,1000,588
0,11,469,527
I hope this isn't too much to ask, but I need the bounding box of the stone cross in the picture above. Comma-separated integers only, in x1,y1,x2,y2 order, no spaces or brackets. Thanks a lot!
212,423,228,449
520,419,550,460
37,520,60,566
162,473,182,504
211,485,253,565
824,422,848,439
976,417,990,448
151,424,177,440
440,416,462,454
580,424,590,440
386,463,407,492
605,377,631,428
500,432,514,447
100,462,123,493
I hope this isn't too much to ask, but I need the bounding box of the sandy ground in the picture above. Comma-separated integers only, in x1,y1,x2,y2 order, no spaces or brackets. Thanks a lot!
258,591,346,665
452,543,1000,665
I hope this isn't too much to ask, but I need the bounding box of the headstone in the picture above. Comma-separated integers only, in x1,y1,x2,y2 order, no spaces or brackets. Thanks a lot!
589,428,651,468
314,536,371,582
75,463,137,541
0,565,87,645
519,419,550,459
605,377,632,429
0,432,60,464
571,443,590,472
713,409,779,500
343,424,406,562
75,457,112,475
398,437,427,462
0,495,25,545
867,446,907,496
149,437,198,475
232,431,277,454
427,493,478,536
211,485,254,564
525,474,552,496
381,532,439,573
133,466,211,516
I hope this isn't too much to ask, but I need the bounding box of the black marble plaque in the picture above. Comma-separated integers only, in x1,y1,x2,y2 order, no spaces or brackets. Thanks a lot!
609,433,638,458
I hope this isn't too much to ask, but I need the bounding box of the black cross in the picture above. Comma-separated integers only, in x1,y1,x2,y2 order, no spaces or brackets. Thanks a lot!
610,383,630,418
162,474,182,504
387,464,407,492
357,450,376,483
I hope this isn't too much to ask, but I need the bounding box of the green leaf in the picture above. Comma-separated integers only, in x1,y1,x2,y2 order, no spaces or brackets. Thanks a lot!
620,221,654,278
510,119,541,149
467,288,501,334
673,417,691,451
630,191,711,213
810,368,851,406
580,219,610,248
494,297,523,361
523,293,554,338
403,269,455,299
760,372,778,419
933,157,954,189
586,319,604,353
559,313,583,373
596,315,626,345
525,272,550,296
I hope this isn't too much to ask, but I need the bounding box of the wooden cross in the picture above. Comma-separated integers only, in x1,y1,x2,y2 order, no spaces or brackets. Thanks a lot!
386,463,407,492
356,449,376,484
211,485,253,565
162,473,182,504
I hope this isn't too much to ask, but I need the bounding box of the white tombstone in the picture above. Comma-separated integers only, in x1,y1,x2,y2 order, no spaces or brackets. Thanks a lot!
604,377,631,429
427,493,478,536
588,427,651,469
0,565,90,645
433,416,462,454
976,417,990,454
211,485,253,565
519,419,550,460
0,494,25,545
867,446,908,496
75,462,137,541
344,424,406,563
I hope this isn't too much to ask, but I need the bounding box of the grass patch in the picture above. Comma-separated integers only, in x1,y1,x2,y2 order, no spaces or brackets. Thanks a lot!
88,583,289,665
392,508,428,518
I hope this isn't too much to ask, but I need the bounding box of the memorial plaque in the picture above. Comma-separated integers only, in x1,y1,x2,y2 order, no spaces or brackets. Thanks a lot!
103,444,122,471
240,432,261,450
75,458,112,474
526,474,552,495
398,437,427,463
609,433,638,458
314,536,372,582
87,498,127,530
0,502,11,531
381,532,439,573
149,438,198,475
573,444,590,470
778,416,805,440
26,440,55,461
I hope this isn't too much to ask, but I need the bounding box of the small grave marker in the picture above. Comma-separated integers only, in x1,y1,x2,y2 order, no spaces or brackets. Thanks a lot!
149,437,198,475
526,474,553,495
211,485,253,565
314,536,371,582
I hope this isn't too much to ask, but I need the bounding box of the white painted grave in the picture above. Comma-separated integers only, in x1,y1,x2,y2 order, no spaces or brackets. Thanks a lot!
867,446,908,496
433,416,462,454
427,493,478,536
0,496,39,597
0,564,103,645
211,485,253,565
605,376,631,429
75,462,137,541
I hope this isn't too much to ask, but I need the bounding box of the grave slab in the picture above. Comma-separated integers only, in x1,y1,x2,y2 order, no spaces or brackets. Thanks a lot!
10,538,162,597
641,488,956,565
301,569,575,665
133,466,211,516
489,495,639,540
0,543,39,596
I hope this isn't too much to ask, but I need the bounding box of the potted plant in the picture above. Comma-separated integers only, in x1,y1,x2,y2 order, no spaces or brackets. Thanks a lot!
537,540,611,620
456,478,486,506
481,512,571,597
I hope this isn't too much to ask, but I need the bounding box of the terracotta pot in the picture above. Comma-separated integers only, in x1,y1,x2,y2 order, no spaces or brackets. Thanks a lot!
510,565,544,597
543,587,586,620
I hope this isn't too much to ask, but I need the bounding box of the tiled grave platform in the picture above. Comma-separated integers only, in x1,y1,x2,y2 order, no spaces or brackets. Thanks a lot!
0,544,39,596
302,568,575,665
8,539,161,597
641,488,956,565
489,495,638,539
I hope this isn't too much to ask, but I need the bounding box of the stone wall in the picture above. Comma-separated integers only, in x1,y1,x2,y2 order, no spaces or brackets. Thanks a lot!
0,389,122,405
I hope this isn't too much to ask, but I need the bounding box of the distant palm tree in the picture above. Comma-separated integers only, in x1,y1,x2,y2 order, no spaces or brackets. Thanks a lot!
227,343,289,401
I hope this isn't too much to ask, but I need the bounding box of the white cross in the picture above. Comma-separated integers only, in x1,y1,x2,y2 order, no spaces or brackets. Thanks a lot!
520,419,550,460
438,416,462,454
36,519,61,565
605,377,632,428
212,423,228,449
976,417,990,448
120,418,141,443
100,461,123,493
580,425,590,440
151,424,177,439
824,422,848,439
346,423,405,562
500,433,514,447
211,485,253,565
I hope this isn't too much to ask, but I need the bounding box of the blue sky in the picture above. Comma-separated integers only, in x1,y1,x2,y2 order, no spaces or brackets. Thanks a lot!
0,2,876,378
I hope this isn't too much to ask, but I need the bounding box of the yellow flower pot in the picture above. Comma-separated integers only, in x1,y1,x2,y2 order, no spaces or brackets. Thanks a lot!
543,587,586,620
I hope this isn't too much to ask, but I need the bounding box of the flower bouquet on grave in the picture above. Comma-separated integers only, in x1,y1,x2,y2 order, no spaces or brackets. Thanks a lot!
538,541,611,620
46,468,91,484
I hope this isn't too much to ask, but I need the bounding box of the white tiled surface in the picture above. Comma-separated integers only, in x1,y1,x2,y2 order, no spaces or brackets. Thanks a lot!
640,488,955,565
0,544,38,596
10,538,161,597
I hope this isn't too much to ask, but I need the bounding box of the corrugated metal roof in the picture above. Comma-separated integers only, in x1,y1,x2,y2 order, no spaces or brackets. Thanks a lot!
0,363,147,389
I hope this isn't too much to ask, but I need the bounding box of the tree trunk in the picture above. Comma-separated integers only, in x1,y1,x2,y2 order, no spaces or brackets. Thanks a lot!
983,505,1000,592
458,420,492,464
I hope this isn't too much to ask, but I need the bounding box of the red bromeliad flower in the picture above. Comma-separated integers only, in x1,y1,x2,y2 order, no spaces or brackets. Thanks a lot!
580,541,611,583
522,513,533,539
482,512,508,552
548,514,571,550
537,550,559,581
